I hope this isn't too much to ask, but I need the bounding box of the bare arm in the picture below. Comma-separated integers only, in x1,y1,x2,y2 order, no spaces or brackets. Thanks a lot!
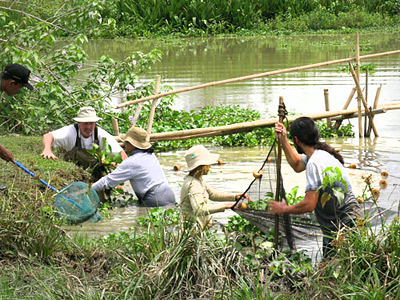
269,190,318,215
0,144,15,163
40,133,57,159
275,122,305,173
120,150,128,160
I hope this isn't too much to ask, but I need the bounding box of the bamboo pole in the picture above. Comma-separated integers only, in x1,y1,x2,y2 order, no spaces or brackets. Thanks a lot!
324,89,331,127
364,70,369,136
348,62,379,137
146,76,162,141
333,87,357,130
115,104,399,144
331,108,386,121
367,85,382,136
111,117,120,136
274,96,285,250
116,49,400,108
131,102,144,127
355,33,363,137
134,102,400,142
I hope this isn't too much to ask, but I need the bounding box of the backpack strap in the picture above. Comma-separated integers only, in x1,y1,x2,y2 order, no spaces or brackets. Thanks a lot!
73,124,99,149
74,123,81,148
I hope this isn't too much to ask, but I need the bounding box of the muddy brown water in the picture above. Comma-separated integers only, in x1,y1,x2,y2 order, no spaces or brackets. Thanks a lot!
71,33,400,259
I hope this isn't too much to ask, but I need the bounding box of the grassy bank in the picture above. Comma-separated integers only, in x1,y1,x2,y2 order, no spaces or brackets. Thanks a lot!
2,133,400,299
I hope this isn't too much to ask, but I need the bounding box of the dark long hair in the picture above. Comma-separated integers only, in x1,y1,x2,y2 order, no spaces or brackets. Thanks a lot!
289,117,344,165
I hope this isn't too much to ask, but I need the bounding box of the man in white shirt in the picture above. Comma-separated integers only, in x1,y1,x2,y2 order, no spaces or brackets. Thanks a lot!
41,106,127,175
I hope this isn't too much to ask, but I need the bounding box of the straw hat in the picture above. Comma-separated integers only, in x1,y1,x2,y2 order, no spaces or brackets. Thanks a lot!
73,106,102,122
120,127,151,150
184,145,219,172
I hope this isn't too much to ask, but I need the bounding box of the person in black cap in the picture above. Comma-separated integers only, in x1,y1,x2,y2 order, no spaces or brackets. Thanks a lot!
0,63,33,96
0,63,33,163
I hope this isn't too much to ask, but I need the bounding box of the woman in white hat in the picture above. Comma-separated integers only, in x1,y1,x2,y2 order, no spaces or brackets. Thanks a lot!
92,127,176,207
180,145,250,229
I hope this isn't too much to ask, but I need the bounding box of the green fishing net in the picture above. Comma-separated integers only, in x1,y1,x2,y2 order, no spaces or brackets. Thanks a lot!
55,182,101,224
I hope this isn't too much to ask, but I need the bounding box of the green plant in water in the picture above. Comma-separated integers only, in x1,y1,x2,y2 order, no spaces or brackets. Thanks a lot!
338,63,376,73
137,207,181,227
87,138,122,177
317,121,354,138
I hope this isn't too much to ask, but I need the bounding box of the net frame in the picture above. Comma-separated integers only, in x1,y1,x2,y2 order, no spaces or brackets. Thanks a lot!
55,182,101,224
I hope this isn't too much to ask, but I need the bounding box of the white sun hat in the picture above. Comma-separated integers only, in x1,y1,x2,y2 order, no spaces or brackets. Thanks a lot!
184,145,220,172
73,106,102,122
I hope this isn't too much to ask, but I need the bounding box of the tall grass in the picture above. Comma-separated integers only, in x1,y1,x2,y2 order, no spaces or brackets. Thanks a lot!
0,183,66,261
303,211,400,298
98,0,400,36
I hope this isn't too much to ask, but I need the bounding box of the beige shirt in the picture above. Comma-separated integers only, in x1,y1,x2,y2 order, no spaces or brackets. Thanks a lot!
180,175,235,229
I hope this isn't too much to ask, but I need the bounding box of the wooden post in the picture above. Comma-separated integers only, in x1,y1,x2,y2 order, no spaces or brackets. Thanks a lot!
111,117,120,136
324,89,331,128
274,96,285,251
131,102,144,127
348,62,379,137
367,85,382,136
146,76,162,141
333,87,356,130
355,32,363,138
364,70,369,136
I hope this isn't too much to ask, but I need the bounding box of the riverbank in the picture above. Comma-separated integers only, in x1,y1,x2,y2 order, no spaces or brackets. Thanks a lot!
2,134,400,298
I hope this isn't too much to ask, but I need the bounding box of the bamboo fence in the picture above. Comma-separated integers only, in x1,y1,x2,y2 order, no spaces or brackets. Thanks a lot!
112,33,400,141
114,102,400,143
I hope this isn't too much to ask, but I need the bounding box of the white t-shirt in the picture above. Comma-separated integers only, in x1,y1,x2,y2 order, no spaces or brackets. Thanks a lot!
50,124,123,154
301,149,359,231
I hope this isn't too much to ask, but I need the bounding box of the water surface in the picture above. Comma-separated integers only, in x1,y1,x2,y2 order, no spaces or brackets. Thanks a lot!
75,33,400,259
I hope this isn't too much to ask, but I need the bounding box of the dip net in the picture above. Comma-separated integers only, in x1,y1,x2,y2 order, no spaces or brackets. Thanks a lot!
55,182,102,224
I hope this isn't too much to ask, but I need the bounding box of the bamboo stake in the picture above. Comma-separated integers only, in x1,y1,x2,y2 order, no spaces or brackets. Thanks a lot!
333,87,357,130
343,87,357,109
364,70,369,136
146,76,162,141
355,33,363,137
111,117,120,136
116,49,400,108
367,85,382,136
324,89,331,127
131,102,144,127
348,62,379,137
274,96,285,250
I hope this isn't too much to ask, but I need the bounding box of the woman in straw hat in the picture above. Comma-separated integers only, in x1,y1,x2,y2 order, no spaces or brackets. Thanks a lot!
92,127,176,207
180,145,250,229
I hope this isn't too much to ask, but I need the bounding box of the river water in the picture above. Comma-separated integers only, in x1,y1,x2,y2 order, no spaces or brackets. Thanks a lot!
73,33,400,259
